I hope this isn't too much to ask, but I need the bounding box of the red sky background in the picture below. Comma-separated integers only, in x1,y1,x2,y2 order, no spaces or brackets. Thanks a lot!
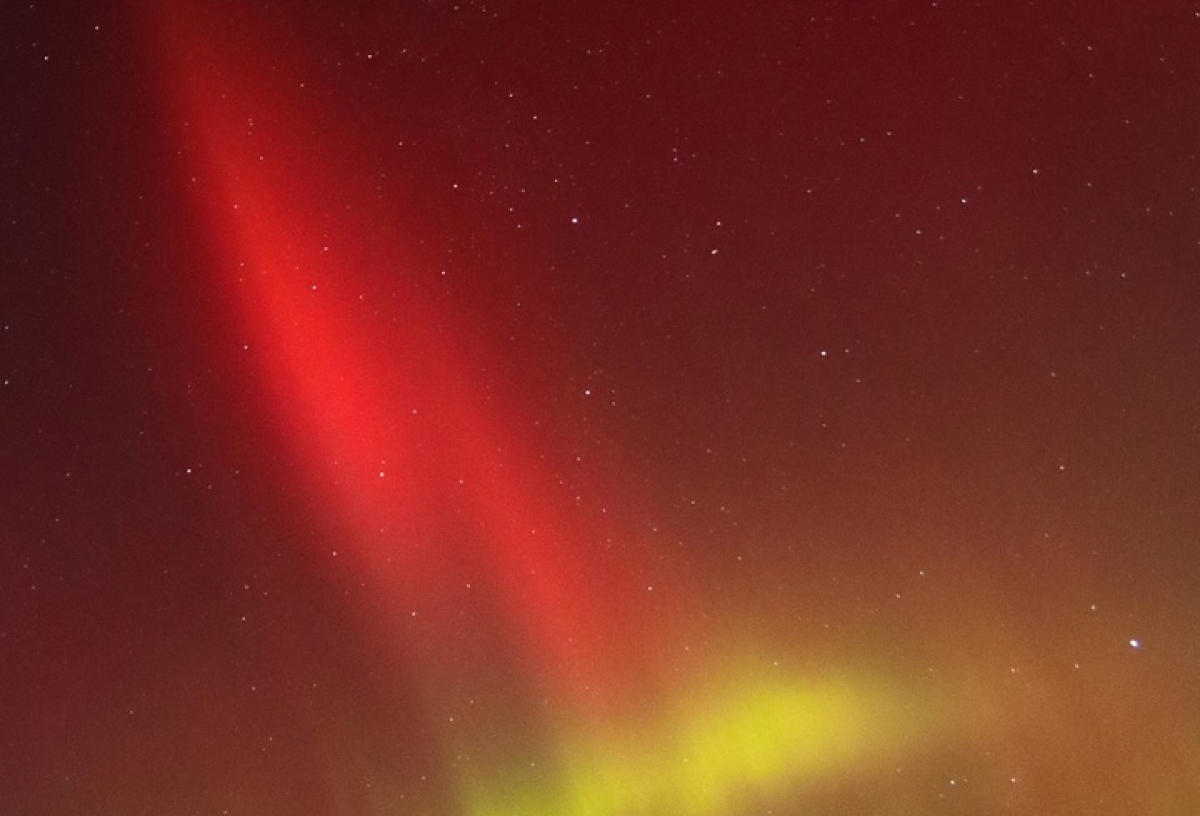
3,1,1200,814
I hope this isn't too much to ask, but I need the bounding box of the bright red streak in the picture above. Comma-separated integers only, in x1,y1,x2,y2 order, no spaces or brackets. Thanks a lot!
145,0,681,718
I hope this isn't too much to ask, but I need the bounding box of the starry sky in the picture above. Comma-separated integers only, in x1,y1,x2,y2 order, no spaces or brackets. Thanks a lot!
3,1,1200,814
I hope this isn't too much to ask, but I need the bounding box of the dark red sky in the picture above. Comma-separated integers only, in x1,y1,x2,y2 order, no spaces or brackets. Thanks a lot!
3,2,1200,814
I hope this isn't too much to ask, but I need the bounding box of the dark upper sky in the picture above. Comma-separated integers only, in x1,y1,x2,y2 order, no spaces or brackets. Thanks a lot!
3,2,1200,814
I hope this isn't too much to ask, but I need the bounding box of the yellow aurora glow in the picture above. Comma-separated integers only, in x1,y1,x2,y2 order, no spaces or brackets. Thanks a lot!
460,673,929,816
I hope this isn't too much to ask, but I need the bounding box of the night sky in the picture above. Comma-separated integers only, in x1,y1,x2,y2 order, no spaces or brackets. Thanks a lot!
4,1,1200,814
